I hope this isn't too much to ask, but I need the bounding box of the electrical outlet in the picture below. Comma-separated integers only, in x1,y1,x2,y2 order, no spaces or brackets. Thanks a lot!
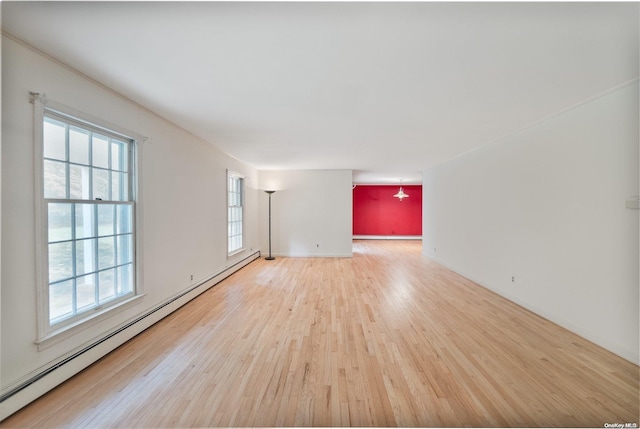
190,274,194,281
511,276,515,283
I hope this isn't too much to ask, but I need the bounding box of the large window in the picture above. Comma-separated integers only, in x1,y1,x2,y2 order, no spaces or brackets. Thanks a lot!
42,110,136,327
227,171,244,255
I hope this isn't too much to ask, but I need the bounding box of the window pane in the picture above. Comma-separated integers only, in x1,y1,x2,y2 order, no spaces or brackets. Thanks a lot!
111,141,126,171
44,160,67,199
118,264,133,294
48,203,73,243
93,168,110,200
117,205,132,234
99,269,116,303
49,242,73,282
77,274,96,311
122,147,129,179
111,172,122,201
98,204,115,236
232,236,241,252
75,204,95,239
49,280,73,322
117,234,133,265
44,118,66,161
76,238,96,275
123,173,129,200
69,126,90,165
92,135,109,168
98,236,115,269
69,164,91,200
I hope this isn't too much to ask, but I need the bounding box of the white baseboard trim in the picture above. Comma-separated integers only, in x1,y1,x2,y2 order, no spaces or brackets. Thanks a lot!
0,251,261,421
267,253,353,258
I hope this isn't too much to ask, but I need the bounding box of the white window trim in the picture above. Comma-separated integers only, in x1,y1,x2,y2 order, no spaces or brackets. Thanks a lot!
227,170,245,257
35,295,145,351
31,92,147,345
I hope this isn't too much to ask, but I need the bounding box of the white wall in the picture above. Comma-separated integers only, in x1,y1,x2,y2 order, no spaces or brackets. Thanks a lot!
259,170,353,257
1,36,260,415
423,81,639,364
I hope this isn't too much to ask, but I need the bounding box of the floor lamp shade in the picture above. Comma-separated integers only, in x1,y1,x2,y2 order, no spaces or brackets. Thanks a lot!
265,191,275,260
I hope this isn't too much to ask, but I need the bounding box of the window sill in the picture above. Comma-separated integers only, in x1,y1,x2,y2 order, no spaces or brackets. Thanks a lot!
228,248,246,258
35,294,146,351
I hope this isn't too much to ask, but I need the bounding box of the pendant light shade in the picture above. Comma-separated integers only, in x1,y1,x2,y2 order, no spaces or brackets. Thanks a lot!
393,187,409,201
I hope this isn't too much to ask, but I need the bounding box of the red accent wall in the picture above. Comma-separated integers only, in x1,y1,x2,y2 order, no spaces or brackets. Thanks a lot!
353,185,422,236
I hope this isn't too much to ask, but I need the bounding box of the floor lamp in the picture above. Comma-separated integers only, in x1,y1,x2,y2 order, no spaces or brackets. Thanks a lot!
265,190,276,260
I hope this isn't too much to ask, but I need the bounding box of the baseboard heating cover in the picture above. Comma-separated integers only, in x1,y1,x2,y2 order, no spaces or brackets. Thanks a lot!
0,250,260,421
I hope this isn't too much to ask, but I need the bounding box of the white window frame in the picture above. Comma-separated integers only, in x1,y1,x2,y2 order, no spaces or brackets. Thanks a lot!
31,93,145,349
227,170,245,256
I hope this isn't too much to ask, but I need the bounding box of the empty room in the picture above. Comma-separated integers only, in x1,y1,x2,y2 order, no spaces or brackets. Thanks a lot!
1,2,638,428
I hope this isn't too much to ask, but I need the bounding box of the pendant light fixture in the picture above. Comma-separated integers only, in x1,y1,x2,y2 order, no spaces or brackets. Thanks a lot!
393,181,409,201
393,187,409,201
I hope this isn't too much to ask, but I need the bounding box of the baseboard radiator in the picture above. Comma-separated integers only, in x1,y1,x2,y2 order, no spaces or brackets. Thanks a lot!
0,250,261,421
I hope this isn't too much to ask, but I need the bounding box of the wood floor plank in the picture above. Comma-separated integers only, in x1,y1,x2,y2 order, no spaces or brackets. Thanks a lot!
1,240,638,428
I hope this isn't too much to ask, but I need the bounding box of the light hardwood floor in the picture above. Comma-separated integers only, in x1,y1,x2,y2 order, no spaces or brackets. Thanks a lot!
2,240,638,428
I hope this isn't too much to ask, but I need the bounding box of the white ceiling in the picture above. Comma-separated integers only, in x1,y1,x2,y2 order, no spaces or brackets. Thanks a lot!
3,2,638,184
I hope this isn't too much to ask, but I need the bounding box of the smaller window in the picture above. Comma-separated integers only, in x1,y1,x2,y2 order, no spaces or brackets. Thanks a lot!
227,171,244,255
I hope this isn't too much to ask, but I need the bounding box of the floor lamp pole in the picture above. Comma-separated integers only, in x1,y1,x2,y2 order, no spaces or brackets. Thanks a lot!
265,191,275,260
